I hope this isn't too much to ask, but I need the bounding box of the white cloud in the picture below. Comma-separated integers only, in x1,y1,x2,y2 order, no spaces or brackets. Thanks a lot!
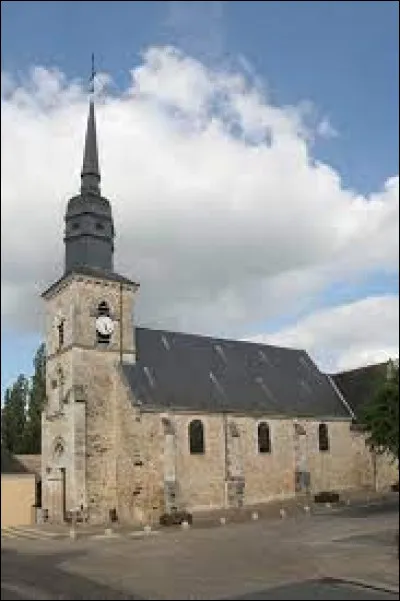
317,117,338,139
248,295,399,373
1,46,398,372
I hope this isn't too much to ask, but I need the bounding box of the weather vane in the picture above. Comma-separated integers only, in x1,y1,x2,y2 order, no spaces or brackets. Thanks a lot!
89,53,96,95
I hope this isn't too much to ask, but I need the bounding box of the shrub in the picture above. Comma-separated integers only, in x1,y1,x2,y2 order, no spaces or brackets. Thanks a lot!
314,491,340,504
159,510,193,526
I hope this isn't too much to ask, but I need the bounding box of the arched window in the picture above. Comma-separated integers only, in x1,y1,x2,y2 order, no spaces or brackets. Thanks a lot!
189,419,205,454
318,423,329,452
258,422,271,453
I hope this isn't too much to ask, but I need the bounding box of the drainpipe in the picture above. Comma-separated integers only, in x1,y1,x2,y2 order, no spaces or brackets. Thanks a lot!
223,412,229,508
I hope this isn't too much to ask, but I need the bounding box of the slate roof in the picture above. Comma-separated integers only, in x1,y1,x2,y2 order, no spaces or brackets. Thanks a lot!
1,448,40,476
331,362,390,418
122,328,351,418
66,265,138,286
14,454,41,478
42,265,138,298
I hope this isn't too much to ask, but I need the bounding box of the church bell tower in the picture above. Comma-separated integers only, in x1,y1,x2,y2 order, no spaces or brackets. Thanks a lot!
41,69,139,524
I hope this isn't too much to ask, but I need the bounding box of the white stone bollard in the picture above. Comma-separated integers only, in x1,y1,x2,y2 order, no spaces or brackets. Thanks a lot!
325,502,331,509
345,499,351,506
143,524,152,534
181,520,190,529
303,505,310,514
251,511,259,521
220,516,226,525
104,527,113,537
279,508,286,519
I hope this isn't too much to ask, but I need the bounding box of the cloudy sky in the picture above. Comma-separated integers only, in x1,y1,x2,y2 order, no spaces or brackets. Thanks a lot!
1,1,399,394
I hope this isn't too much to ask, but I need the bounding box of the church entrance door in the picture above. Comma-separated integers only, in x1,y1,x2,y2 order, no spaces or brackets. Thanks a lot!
47,468,66,522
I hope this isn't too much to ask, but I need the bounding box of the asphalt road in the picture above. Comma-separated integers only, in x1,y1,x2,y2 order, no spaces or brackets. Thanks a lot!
1,567,398,601
227,579,398,600
1,496,398,600
1,546,142,600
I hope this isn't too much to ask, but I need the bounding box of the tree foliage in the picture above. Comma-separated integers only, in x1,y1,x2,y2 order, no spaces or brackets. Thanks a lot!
1,344,46,454
24,344,47,453
361,361,399,461
1,374,30,453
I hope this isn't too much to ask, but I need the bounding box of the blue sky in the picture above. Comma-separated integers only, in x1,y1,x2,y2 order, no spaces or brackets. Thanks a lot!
1,1,399,393
2,1,398,193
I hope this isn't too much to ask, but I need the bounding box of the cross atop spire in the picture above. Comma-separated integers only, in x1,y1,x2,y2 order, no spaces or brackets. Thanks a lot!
81,55,100,195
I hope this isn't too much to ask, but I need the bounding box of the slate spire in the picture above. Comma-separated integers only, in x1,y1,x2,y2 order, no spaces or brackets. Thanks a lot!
81,55,100,195
64,55,115,274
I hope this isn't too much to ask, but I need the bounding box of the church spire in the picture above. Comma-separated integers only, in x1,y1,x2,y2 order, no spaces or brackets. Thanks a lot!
64,55,115,274
81,55,100,195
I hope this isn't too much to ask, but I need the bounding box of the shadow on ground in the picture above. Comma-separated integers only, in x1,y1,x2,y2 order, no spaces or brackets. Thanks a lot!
1,547,144,600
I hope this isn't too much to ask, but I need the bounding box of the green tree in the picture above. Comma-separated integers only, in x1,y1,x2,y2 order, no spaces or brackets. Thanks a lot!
23,344,47,454
361,361,399,461
1,374,29,453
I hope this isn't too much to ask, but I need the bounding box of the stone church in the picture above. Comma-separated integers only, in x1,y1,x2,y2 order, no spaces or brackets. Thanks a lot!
41,98,397,525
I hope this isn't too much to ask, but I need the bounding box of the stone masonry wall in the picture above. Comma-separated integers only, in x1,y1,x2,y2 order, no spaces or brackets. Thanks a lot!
117,411,398,520
72,348,118,523
174,414,226,511
114,372,164,525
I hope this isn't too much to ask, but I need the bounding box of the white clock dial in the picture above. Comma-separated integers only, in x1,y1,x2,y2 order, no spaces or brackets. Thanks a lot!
95,315,114,336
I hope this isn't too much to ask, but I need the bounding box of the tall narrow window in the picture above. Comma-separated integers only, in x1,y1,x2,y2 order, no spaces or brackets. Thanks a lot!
318,423,329,452
56,366,64,409
258,422,271,453
189,419,205,454
57,320,65,349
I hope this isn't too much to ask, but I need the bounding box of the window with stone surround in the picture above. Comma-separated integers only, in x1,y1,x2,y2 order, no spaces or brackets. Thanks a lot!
258,422,271,453
318,423,329,452
189,419,205,454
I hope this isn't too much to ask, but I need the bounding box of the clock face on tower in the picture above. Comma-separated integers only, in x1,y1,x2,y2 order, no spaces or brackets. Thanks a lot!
95,315,114,337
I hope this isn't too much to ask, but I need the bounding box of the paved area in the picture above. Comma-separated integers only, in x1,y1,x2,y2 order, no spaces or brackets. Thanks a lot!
2,490,396,542
227,579,398,600
1,496,398,600
1,526,65,542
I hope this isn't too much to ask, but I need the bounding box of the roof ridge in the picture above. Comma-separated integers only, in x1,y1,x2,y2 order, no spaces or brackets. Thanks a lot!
135,326,303,354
